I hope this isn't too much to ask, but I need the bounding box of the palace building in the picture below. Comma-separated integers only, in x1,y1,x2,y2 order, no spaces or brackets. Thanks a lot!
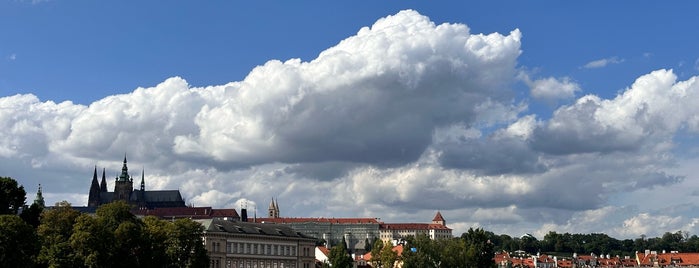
87,156,186,209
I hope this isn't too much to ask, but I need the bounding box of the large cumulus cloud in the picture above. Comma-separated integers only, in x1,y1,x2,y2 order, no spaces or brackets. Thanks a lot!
172,10,522,166
4,10,699,239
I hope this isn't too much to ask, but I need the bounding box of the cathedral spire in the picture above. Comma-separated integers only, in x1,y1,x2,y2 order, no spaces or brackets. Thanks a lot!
88,166,101,207
34,184,45,208
100,168,108,192
118,153,130,182
140,168,145,191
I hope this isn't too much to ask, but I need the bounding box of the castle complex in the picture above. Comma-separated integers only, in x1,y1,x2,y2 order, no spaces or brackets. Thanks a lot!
87,156,186,209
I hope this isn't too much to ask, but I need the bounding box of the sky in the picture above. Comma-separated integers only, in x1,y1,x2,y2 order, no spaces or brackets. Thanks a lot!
2,0,699,240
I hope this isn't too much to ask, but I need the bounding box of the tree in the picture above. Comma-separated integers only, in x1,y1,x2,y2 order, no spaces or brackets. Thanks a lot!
364,237,372,252
0,177,26,215
20,202,43,228
167,218,209,268
0,215,39,267
379,240,398,268
141,216,172,267
71,213,110,267
370,238,384,267
402,234,440,268
37,201,81,268
440,238,468,268
328,241,353,268
462,228,495,268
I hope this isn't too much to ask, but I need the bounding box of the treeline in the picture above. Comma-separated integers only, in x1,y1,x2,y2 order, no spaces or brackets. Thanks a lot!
0,176,208,268
325,228,496,268
484,230,699,257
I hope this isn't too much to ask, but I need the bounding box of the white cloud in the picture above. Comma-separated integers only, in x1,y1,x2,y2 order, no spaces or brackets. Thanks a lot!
5,10,699,240
583,56,624,69
521,75,581,103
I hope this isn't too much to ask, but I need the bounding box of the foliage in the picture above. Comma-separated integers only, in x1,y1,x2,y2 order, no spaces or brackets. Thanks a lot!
402,234,440,268
364,237,372,252
328,240,353,268
461,227,495,268
0,176,27,215
0,215,39,268
37,202,82,267
34,201,209,268
21,202,44,228
378,240,398,268
401,229,495,268
370,238,384,267
167,218,209,268
492,230,699,257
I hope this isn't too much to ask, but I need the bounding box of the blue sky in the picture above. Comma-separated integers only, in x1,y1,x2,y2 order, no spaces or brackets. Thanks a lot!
3,1,699,239
4,1,696,104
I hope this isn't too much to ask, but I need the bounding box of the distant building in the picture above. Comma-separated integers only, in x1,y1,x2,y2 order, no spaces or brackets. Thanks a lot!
197,218,317,268
379,212,452,243
255,216,381,252
636,250,699,267
268,198,280,218
87,156,186,209
134,206,240,221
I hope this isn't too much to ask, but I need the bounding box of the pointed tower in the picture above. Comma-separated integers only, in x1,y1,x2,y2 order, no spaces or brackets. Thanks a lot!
140,169,145,191
137,168,147,209
268,198,279,218
100,168,108,192
88,166,101,207
33,184,45,208
114,155,134,202
432,211,446,226
274,198,280,217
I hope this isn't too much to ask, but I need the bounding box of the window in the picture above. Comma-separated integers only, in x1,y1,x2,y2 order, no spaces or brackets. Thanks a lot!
227,242,232,253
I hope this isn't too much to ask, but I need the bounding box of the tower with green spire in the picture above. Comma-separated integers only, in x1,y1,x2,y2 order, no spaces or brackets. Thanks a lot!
33,184,45,208
87,155,186,209
114,155,134,202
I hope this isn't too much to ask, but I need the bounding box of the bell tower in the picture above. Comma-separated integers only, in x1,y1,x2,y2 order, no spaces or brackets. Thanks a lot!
114,155,134,202
268,198,280,218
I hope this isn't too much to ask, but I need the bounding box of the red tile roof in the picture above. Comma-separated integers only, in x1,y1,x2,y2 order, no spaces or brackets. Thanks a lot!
432,211,445,222
637,251,699,266
317,246,330,258
133,206,239,219
380,223,451,230
257,217,380,224
366,244,404,261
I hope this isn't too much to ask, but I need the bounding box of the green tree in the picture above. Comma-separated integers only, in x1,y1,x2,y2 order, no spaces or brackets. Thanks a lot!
370,238,384,267
167,218,209,268
71,213,110,267
462,228,495,268
141,216,172,267
328,241,353,268
379,240,398,268
37,201,81,268
440,238,467,268
114,220,145,267
0,177,26,215
364,237,372,252
0,215,39,267
20,202,43,228
402,234,440,268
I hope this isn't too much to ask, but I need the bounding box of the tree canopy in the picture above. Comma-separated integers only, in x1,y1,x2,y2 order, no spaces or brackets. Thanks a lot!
0,176,26,215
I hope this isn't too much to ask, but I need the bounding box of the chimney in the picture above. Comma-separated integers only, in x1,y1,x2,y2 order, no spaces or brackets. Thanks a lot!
241,208,248,222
